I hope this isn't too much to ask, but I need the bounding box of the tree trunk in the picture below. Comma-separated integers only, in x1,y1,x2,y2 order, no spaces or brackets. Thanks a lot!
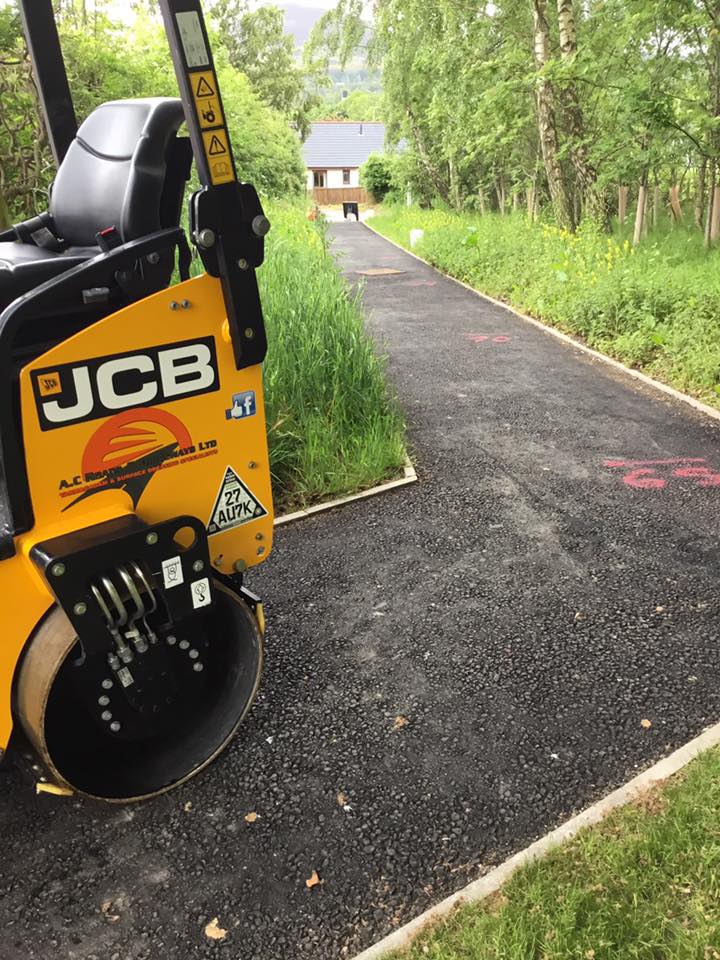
0,186,10,232
478,188,487,216
706,23,720,245
526,187,534,218
513,191,520,211
668,185,683,223
706,160,717,247
633,175,648,246
695,159,706,230
618,185,628,225
495,176,506,215
712,185,720,243
652,182,660,228
555,0,608,228
448,156,460,210
532,0,574,230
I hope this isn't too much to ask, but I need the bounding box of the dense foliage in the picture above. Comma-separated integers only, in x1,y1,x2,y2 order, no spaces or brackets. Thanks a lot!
374,206,720,406
310,0,720,242
0,1,306,226
210,0,325,138
308,89,384,121
360,153,394,200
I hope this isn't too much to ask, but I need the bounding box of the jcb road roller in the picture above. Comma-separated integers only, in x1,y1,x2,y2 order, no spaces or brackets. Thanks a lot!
0,0,274,800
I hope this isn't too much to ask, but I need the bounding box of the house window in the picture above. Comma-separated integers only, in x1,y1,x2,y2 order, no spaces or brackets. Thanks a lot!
342,168,351,185
313,170,326,188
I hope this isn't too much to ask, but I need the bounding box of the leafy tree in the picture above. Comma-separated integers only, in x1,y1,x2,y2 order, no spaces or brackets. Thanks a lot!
305,0,367,73
210,0,322,137
310,89,384,121
532,0,574,229
0,0,305,223
311,0,720,241
360,153,394,200
217,64,306,197
0,4,51,227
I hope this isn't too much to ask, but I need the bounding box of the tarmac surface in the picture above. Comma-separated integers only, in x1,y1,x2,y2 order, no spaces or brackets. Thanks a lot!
3,222,720,959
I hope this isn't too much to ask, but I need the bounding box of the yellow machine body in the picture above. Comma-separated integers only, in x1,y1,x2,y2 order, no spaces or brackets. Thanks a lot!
0,272,273,753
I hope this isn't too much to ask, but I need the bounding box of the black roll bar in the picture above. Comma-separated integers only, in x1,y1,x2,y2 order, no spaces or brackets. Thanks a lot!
19,0,78,166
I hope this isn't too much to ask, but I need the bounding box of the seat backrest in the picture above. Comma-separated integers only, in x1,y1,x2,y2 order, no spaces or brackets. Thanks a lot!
50,98,188,247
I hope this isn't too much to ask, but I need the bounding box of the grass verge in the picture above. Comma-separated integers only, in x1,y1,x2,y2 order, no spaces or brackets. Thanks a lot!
250,203,406,510
372,207,720,410
386,746,720,960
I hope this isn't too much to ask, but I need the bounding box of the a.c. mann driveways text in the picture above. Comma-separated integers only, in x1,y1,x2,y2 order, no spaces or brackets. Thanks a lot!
2,222,720,959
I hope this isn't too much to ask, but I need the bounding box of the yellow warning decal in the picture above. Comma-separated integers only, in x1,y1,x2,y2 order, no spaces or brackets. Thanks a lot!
190,69,225,130
202,128,236,184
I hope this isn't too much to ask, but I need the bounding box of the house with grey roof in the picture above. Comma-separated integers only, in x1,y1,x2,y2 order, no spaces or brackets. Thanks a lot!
302,121,386,202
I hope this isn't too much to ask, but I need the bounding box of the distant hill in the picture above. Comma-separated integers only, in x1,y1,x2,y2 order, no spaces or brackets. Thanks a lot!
272,2,380,92
276,3,326,50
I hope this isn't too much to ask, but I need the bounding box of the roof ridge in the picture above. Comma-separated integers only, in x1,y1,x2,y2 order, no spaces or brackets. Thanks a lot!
302,121,389,167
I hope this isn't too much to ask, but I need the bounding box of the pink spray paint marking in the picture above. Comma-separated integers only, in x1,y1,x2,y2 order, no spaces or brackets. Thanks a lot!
603,457,720,490
464,334,512,344
673,466,720,487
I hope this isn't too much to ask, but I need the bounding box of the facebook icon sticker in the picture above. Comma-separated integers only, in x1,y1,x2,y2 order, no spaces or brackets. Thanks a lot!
225,390,256,421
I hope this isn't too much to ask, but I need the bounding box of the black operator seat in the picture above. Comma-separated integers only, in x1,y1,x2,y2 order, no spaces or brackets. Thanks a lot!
0,97,192,312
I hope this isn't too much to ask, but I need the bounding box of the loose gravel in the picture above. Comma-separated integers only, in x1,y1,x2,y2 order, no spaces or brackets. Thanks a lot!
1,223,720,960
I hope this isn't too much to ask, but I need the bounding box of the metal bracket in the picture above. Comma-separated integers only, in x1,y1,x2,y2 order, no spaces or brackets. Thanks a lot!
31,514,213,658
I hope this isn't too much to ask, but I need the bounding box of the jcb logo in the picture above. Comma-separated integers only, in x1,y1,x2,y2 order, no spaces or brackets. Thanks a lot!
32,337,219,431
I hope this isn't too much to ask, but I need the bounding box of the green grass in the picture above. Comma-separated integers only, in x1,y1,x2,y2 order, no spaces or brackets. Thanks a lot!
372,207,720,410
387,747,720,960
258,203,406,509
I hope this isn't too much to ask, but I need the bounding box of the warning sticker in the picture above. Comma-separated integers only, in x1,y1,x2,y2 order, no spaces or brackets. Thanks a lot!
162,555,184,589
195,75,214,97
208,135,225,155
201,129,235,185
207,465,268,536
117,667,134,688
191,70,224,130
191,577,212,609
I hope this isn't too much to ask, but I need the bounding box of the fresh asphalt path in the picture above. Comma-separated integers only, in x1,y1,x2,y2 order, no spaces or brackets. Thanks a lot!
3,222,720,959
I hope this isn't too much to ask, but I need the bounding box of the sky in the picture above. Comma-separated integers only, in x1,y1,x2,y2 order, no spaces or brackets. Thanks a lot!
0,1,345,32
0,1,342,13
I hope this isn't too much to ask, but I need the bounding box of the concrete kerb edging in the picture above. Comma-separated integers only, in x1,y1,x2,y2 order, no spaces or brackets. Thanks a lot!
350,719,720,960
364,222,720,426
274,459,417,527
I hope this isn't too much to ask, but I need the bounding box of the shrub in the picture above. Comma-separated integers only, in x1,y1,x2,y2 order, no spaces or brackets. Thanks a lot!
361,153,395,201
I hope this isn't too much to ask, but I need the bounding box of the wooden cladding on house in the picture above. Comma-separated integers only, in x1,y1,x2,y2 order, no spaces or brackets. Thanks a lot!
311,187,368,205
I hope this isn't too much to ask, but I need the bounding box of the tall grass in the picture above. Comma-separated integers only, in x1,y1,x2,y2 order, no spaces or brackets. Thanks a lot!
259,204,406,509
373,207,720,407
